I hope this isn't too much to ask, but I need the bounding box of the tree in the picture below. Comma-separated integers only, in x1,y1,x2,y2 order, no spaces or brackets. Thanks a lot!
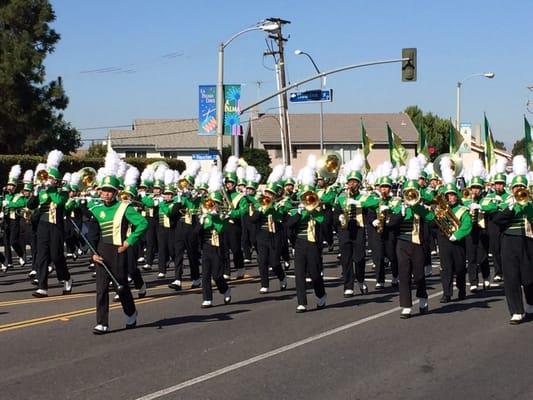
404,105,453,158
222,146,272,183
86,142,107,158
494,140,506,151
512,138,525,157
0,0,80,155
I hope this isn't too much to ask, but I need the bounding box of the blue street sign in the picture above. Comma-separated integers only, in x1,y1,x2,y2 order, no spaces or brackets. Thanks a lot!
192,153,217,161
289,89,333,103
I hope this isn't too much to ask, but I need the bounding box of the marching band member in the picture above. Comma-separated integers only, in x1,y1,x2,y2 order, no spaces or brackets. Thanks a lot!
198,168,232,308
28,151,73,298
172,162,202,290
249,165,287,293
222,156,249,279
279,167,296,270
434,158,472,303
316,171,337,251
285,160,326,313
89,150,148,334
480,158,509,283
419,159,437,277
241,166,261,265
2,165,26,270
334,154,378,297
156,168,180,279
492,156,533,324
138,166,158,271
462,160,490,292
120,166,147,299
20,170,37,278
389,158,433,318
368,161,400,290
64,172,83,261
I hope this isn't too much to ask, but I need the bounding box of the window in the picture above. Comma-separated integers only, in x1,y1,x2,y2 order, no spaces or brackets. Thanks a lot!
160,151,179,159
125,151,147,158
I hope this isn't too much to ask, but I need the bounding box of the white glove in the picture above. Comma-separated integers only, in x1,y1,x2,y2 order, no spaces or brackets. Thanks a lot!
372,219,380,228
379,205,389,213
346,198,357,206
449,234,457,242
153,199,159,207
139,191,146,198
199,215,207,225
338,214,346,225
210,209,217,215
0,212,3,219
494,195,502,202
469,203,481,211
297,204,305,214
2,200,8,207
401,204,406,217
507,197,516,210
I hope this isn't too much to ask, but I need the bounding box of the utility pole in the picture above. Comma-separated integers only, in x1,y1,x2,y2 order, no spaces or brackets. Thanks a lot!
264,18,292,165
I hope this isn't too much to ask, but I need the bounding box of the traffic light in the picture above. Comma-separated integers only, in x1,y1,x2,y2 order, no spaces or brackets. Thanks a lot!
402,48,417,82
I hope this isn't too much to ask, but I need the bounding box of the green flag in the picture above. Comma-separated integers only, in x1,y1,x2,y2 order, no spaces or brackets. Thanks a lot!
525,115,533,169
416,123,429,158
387,122,408,166
449,121,463,155
484,114,496,172
361,118,373,171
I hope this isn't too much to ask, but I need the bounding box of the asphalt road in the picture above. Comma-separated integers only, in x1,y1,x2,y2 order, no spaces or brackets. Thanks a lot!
1,249,531,400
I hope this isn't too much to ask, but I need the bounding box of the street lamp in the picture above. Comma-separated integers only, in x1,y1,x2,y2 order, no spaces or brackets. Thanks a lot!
216,20,280,170
456,72,495,131
294,49,326,154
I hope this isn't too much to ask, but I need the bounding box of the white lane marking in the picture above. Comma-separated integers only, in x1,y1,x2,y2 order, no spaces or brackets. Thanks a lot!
136,290,444,400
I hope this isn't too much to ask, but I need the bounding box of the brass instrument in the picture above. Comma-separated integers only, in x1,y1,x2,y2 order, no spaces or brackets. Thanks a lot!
429,193,461,237
258,194,274,209
340,187,356,230
300,190,320,212
35,169,49,185
433,153,463,178
177,178,189,191
403,188,420,206
78,167,97,191
316,152,341,185
514,187,531,206
376,197,388,235
462,188,471,199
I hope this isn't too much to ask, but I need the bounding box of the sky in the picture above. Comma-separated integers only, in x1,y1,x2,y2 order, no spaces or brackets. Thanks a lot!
45,0,533,150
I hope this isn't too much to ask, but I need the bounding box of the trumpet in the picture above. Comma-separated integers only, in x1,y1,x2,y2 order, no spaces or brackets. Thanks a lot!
300,190,320,212
35,169,49,185
258,194,274,210
461,188,471,199
403,188,420,206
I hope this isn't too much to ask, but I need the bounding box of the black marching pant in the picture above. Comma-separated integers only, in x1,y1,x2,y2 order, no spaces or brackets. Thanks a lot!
437,234,466,298
36,222,69,290
466,228,490,286
202,243,229,301
223,222,244,275
320,208,334,247
256,230,285,288
339,226,366,290
4,218,24,264
294,238,325,306
241,218,256,261
501,235,533,315
371,231,398,283
126,243,144,290
144,217,158,265
397,240,427,307
157,226,175,274
96,242,136,326
487,218,503,277
175,224,201,281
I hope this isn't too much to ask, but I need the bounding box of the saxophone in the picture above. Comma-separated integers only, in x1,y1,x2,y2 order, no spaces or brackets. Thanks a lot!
340,187,355,230
376,196,388,234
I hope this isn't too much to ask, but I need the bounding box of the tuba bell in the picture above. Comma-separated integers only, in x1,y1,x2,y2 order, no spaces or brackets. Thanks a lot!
78,167,97,192
300,190,320,212
316,152,341,185
433,153,463,179
35,169,49,185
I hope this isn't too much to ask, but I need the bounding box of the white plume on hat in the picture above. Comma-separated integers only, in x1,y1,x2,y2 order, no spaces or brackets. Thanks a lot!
236,166,246,181
398,165,407,178
283,165,293,181
196,171,209,187
512,155,528,176
46,150,63,169
62,172,72,184
208,166,223,192
380,161,393,179
300,166,316,187
407,157,421,181
224,156,239,173
96,167,106,185
185,160,201,178
471,158,486,178
347,153,364,174
23,169,34,183
9,165,21,180
267,164,285,184
306,154,317,169
154,164,168,182
125,166,140,187
141,167,154,183
116,160,127,179
416,153,427,170
424,162,434,176
495,158,507,174
366,171,376,186
440,156,455,185
164,169,175,186
104,149,121,177
70,172,81,187
246,166,260,183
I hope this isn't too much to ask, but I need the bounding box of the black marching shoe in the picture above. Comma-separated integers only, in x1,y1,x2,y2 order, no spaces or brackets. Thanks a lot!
168,280,182,291
439,295,451,304
125,310,138,329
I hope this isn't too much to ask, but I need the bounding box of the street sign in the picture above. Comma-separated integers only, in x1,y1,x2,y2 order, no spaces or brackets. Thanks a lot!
192,153,217,161
289,89,333,103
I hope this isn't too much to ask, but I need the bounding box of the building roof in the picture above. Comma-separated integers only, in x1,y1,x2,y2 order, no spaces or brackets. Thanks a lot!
252,113,418,145
109,119,218,151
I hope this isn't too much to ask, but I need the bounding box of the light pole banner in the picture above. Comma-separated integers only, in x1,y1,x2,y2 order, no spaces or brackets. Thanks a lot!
198,84,241,136
198,85,217,135
223,84,241,136
459,122,472,153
